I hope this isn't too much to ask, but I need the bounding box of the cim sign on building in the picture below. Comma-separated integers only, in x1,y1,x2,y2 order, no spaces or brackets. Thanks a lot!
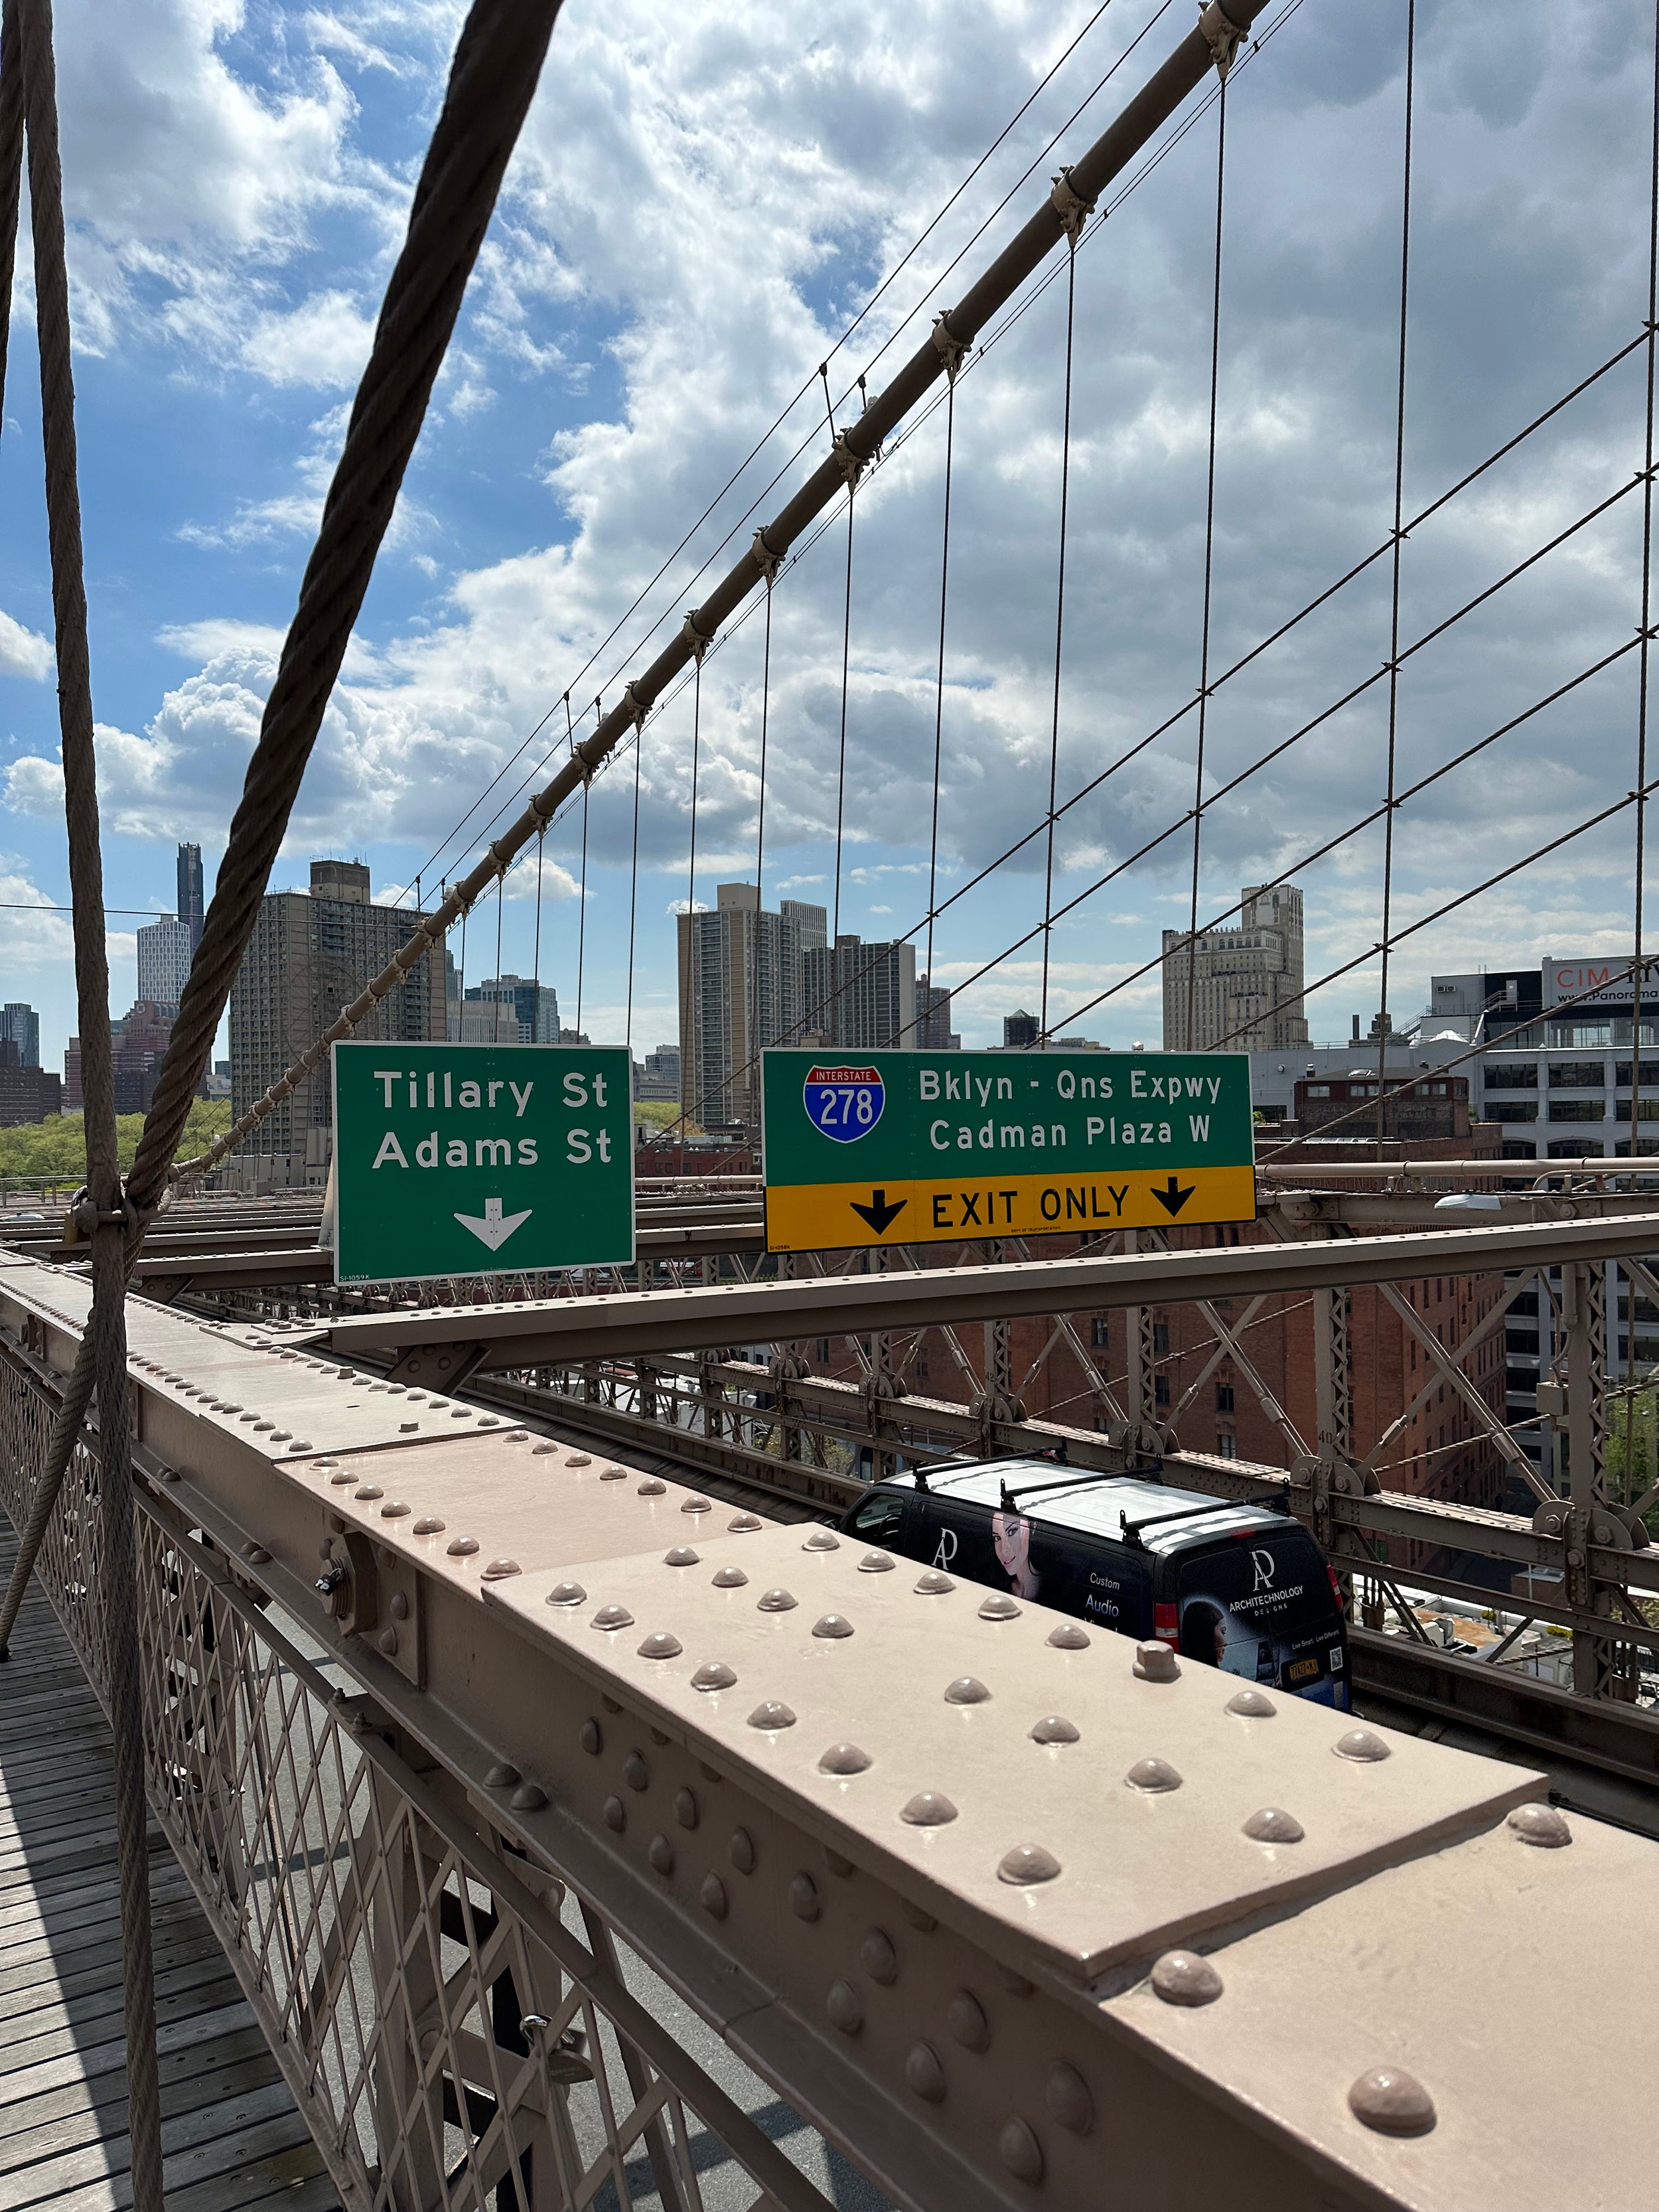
1542,956,1654,1013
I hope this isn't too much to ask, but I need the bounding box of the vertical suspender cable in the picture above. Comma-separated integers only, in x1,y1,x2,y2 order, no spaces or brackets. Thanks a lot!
687,650,703,917
575,761,590,1035
11,3,165,2204
626,721,642,1052
1633,2,1659,1162
752,579,774,1093
923,372,958,1043
1183,74,1228,1051
831,484,854,1040
1040,232,1080,1039
1375,0,1415,1128
532,829,545,997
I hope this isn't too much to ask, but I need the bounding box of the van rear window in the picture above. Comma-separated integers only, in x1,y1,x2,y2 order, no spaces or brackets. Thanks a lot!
1175,1532,1347,1707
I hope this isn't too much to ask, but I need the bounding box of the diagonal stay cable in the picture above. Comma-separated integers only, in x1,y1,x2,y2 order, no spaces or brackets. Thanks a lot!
0,0,565,1649
176,0,1278,1185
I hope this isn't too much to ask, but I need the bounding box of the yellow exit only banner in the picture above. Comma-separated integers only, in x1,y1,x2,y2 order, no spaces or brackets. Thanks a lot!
762,1162,1258,1253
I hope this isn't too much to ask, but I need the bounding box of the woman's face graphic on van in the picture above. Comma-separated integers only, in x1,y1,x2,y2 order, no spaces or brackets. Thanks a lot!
991,1511,1039,1597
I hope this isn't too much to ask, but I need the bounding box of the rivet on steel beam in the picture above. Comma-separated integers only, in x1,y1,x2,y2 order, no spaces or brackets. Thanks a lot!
712,1566,749,1589
505,1429,528,1441
593,1605,634,1631
1133,1641,1179,1682
906,2041,947,2102
1226,1688,1275,1718
804,1530,839,1551
691,1660,737,1692
241,1542,269,1565
664,1546,699,1567
603,1797,626,1833
532,1442,556,1455
648,1834,676,1877
486,1761,521,1789
978,1595,1020,1621
998,2118,1043,2185
1046,1623,1090,1649
790,1872,822,1921
580,1720,603,1755
1151,1951,1223,2006
757,1587,797,1612
482,1559,521,1581
820,1741,871,1775
354,1485,384,1501
999,1844,1062,1885
447,1537,480,1557
901,1791,958,1826
1508,1803,1572,1847
675,1787,699,1830
700,1873,728,1919
728,1513,762,1532
380,1501,411,1519
511,1783,547,1811
1347,2067,1436,2137
638,1479,667,1497
567,1453,592,1467
1243,1807,1305,1844
1030,1715,1080,1745
624,1751,650,1791
944,1676,990,1704
729,1828,757,1874
1125,1757,1182,1793
329,1471,355,1487
826,1981,863,2035
682,1495,712,1514
390,1593,409,1621
601,1465,626,1482
915,1572,954,1595
1333,1728,1391,1762
1045,2061,1094,2134
812,1613,855,1639
947,1990,990,2050
861,1930,898,1984
638,1633,683,1660
858,1550,894,1572
749,1700,797,1730
547,1580,587,1607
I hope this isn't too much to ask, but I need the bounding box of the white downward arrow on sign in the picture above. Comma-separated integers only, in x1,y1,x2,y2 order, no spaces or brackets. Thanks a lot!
455,1196,533,1252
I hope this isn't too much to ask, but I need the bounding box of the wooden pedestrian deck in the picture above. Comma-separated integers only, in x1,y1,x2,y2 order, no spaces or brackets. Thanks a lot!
0,1526,340,2212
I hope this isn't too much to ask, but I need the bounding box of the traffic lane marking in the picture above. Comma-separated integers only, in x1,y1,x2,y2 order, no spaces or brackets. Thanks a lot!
763,1164,1257,1250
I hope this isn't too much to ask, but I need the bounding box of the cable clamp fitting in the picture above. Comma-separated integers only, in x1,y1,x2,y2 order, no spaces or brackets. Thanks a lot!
680,608,715,663
751,527,784,587
1049,166,1096,244
621,682,648,732
931,312,970,380
1198,0,1247,78
831,429,867,486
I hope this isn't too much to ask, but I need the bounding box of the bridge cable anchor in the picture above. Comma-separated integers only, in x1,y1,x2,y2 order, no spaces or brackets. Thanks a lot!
831,429,867,487
1048,166,1096,244
751,526,784,587
1198,0,1248,78
680,608,715,662
931,312,970,381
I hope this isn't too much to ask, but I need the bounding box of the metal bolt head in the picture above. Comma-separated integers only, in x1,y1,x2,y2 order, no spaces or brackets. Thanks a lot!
905,2041,946,2102
978,1593,1020,1621
998,2118,1044,2185
1151,1951,1223,2007
826,1980,863,2035
728,1514,762,1532
637,1479,667,1497
1347,2066,1436,2136
947,1990,990,2051
380,1501,411,1519
1226,1688,1275,1718
1333,1728,1390,1762
638,1632,683,1660
1046,1623,1090,1650
858,1550,895,1573
446,1536,480,1558
354,1485,383,1501
510,1782,547,1812
579,1719,603,1756
1045,2061,1094,2134
757,1587,797,1612
1508,1802,1572,1848
482,1558,521,1581
1243,1806,1305,1844
699,1873,728,1919
603,1796,626,1833
944,1676,991,1705
593,1605,634,1632
998,1843,1061,1885
1133,1641,1179,1682
412,1516,445,1536
900,1791,958,1826
664,1546,699,1567
682,1495,713,1514
790,1872,822,1922
803,1530,839,1551
819,1741,872,1775
748,1700,797,1731
547,1581,587,1607
623,1751,650,1791
1125,1757,1183,1793
729,1827,757,1874
711,1566,749,1589
914,1570,955,1594
812,1613,855,1639
648,1833,676,1878
674,1787,699,1830
1030,1714,1080,1745
600,1464,626,1482
861,1929,898,1984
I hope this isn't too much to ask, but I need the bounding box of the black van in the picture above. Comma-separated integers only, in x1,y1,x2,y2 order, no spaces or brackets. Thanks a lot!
839,1461,1350,1710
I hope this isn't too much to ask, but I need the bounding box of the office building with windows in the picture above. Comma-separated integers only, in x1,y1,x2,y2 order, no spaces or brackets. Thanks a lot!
1161,882,1310,1052
0,1003,39,1069
177,842,204,951
463,974,559,1043
677,885,824,1127
916,975,960,1051
137,914,192,1008
801,933,918,1054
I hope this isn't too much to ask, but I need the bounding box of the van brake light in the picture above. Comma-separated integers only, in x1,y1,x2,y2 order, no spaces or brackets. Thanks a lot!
1153,1601,1179,1647
1327,1564,1347,1612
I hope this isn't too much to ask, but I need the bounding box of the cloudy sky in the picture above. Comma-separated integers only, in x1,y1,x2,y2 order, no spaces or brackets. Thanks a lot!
0,0,1654,1076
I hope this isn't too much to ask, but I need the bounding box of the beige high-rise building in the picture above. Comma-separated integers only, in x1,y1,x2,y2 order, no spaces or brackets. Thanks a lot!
677,884,823,1128
228,859,445,1183
1162,882,1310,1052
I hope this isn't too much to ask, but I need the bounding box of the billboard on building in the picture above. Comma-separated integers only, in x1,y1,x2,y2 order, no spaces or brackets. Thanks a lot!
1541,956,1657,1011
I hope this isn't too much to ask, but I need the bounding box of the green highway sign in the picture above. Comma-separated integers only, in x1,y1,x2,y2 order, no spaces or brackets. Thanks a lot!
760,1047,1255,1252
331,1041,634,1284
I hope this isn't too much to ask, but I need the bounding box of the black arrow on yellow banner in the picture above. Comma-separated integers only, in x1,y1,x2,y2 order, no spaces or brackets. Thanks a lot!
1153,1174,1195,1217
851,1189,908,1234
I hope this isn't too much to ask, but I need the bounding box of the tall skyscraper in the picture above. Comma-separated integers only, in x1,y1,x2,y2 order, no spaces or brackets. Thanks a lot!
177,842,204,952
0,1002,39,1069
802,933,917,1052
677,884,820,1126
227,859,445,1181
137,915,191,1008
1003,1009,1039,1049
916,976,960,1051
1161,882,1311,1053
463,974,559,1042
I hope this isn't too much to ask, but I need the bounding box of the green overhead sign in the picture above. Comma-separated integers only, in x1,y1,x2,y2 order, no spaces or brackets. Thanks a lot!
760,1047,1256,1252
330,1041,633,1284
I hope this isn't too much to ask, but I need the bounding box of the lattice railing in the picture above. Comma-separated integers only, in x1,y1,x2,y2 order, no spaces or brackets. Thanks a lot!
0,1347,833,2212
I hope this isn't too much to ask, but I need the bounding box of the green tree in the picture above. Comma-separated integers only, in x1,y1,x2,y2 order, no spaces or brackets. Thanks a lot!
0,1102,233,1191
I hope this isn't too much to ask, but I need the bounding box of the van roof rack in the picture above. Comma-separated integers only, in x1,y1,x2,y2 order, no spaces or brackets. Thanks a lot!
1118,1490,1294,1549
997,1465,1164,1511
